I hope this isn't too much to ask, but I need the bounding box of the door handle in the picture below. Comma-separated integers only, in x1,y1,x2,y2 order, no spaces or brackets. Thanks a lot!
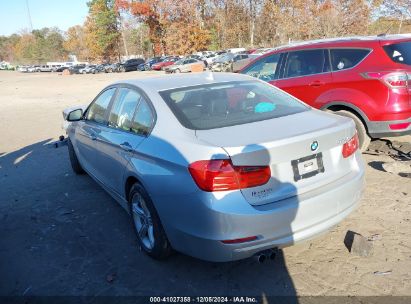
119,142,133,152
309,81,324,87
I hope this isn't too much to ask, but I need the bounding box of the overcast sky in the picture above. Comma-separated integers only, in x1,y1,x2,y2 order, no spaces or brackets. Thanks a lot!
0,0,89,35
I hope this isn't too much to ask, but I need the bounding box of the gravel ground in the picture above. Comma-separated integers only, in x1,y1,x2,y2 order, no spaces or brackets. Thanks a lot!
0,71,410,298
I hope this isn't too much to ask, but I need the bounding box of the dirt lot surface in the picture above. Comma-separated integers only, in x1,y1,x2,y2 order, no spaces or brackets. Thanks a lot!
0,71,410,297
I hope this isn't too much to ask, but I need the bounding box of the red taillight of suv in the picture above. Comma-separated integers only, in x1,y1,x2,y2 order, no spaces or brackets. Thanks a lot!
362,71,410,88
188,159,271,192
342,133,359,158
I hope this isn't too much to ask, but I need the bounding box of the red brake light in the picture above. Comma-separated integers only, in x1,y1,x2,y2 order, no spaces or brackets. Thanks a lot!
363,71,409,88
342,133,359,158
385,73,408,87
188,159,271,192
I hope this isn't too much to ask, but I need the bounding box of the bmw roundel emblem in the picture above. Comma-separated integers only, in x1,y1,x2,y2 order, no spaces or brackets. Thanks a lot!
310,141,319,152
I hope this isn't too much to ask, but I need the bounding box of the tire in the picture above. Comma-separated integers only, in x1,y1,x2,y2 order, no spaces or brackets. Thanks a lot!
68,138,85,174
174,69,181,73
334,110,371,151
129,183,172,260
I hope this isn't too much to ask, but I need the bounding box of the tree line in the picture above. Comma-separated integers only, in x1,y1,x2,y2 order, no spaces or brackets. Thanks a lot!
0,0,410,64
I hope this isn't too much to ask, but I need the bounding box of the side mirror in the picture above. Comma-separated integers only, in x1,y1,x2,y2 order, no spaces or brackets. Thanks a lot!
67,109,83,121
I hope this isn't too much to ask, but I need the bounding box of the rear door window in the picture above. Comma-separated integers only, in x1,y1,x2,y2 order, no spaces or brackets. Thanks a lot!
284,49,327,78
108,88,141,131
330,49,370,71
131,98,154,136
86,88,116,124
383,41,411,65
241,53,281,82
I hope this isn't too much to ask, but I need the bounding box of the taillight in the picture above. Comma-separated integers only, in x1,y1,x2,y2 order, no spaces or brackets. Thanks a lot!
188,159,271,192
342,133,359,158
363,71,409,88
385,73,408,87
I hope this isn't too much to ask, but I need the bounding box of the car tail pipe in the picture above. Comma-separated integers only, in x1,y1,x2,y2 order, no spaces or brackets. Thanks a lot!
253,248,277,263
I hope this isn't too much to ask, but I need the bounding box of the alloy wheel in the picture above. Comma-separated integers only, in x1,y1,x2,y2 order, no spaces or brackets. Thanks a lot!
131,192,155,250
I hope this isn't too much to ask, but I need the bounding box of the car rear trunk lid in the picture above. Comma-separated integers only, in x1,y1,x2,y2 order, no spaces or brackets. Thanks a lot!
196,110,356,206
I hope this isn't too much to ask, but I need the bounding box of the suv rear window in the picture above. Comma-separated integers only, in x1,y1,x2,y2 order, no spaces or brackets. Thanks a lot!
330,49,370,71
159,81,308,130
383,41,411,65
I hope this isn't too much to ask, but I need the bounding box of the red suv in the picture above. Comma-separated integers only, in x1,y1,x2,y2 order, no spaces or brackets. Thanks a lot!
240,35,411,150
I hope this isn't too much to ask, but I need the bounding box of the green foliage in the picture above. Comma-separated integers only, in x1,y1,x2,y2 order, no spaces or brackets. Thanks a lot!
208,27,220,51
0,28,66,64
85,0,120,60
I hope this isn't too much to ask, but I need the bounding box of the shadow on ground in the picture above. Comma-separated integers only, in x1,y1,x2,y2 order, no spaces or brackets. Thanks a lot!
0,140,297,299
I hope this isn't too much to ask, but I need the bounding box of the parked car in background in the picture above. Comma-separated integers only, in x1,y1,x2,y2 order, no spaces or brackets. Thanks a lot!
79,65,97,74
17,66,29,72
142,57,163,71
27,66,38,73
39,65,52,72
137,62,146,71
69,64,86,74
55,66,70,72
121,58,146,72
202,53,218,65
227,47,247,54
64,72,364,262
94,64,106,73
232,54,261,72
151,57,180,70
209,53,236,72
164,58,205,73
187,54,202,61
104,63,122,73
240,34,411,150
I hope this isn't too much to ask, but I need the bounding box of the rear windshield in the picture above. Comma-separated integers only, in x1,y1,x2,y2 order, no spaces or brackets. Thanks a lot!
383,41,411,65
159,81,309,130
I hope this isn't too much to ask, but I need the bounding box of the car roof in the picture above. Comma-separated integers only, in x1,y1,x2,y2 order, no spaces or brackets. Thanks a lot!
268,34,411,52
115,72,255,92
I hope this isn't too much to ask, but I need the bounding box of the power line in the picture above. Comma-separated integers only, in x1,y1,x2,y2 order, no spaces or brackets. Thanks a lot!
26,0,33,31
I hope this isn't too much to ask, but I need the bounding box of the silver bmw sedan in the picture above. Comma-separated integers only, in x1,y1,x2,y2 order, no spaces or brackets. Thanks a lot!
64,72,365,262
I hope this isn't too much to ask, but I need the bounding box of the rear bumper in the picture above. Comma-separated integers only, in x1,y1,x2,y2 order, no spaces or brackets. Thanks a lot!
367,117,411,138
156,154,365,262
